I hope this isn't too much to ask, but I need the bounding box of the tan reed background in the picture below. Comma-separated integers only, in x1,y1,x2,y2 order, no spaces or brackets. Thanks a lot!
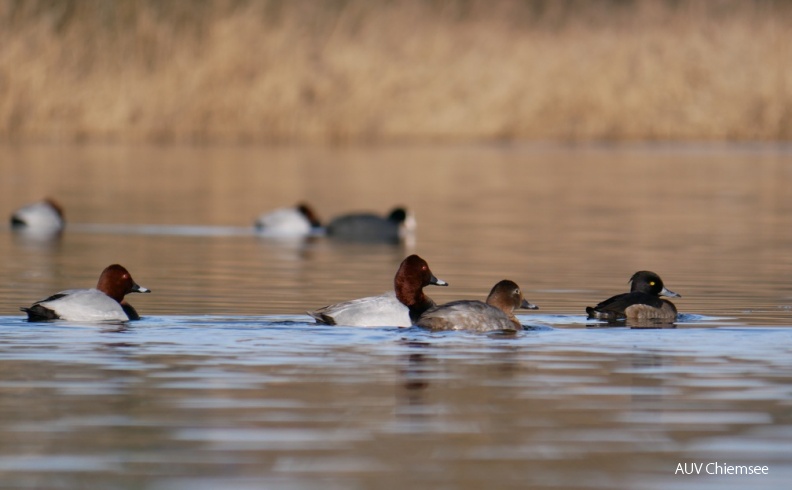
1,0,790,144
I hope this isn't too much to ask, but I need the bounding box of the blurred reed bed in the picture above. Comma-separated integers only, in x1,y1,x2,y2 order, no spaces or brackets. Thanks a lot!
1,0,790,144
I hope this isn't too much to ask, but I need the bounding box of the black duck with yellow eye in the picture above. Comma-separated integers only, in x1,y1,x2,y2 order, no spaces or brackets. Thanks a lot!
586,271,680,321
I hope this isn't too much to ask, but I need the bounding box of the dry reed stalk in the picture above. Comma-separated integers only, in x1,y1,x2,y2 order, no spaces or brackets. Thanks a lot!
1,0,790,144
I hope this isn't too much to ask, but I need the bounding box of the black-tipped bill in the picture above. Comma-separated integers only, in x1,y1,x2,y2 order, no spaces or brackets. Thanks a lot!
660,286,680,298
430,275,448,287
520,299,539,310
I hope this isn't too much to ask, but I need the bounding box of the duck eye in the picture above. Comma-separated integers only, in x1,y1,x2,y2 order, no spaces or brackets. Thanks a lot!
649,281,655,286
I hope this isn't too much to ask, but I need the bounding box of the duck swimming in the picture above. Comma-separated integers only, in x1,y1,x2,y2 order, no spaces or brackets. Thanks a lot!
326,206,415,244
21,264,151,322
586,271,680,321
254,202,322,237
415,279,538,332
308,254,447,326
10,198,65,237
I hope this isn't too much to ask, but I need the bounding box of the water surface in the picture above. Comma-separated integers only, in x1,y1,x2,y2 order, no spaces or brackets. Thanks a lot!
1,144,791,489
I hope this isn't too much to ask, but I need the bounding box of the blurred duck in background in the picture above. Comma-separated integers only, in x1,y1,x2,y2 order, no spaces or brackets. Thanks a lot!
254,203,416,245
254,202,322,237
10,198,66,242
326,206,415,245
10,198,65,233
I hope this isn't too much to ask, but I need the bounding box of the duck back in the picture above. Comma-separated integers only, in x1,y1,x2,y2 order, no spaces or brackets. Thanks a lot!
416,300,518,332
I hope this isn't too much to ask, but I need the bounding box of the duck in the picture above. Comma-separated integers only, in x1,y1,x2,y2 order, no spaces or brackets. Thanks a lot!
586,271,680,321
415,279,538,332
21,264,151,322
308,254,447,326
10,198,65,233
326,206,415,244
254,202,322,237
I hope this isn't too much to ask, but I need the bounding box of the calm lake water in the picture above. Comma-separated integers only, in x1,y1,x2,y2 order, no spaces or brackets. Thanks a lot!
1,143,792,489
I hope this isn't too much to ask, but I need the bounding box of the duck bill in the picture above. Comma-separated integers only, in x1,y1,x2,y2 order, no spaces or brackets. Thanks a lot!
132,283,152,294
430,275,449,287
660,286,680,298
520,299,539,310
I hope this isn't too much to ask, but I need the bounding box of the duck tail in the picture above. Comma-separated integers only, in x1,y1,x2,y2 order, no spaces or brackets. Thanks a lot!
20,305,59,321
